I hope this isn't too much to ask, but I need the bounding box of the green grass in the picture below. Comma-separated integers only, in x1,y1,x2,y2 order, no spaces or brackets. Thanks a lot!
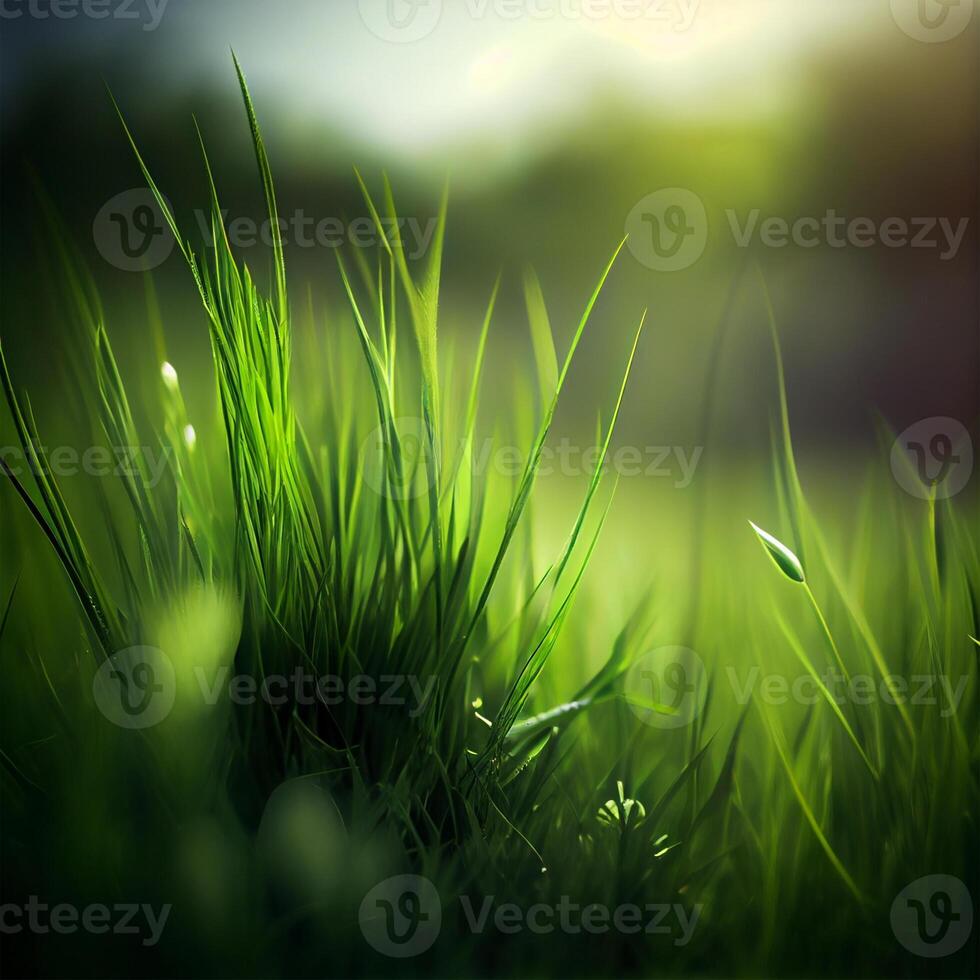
0,58,977,980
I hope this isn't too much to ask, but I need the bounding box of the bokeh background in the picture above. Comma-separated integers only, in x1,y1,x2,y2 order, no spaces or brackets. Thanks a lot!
1,6,978,978
3,0,977,419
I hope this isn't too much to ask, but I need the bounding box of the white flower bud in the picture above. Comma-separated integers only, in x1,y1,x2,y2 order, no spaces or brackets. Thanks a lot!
161,361,179,391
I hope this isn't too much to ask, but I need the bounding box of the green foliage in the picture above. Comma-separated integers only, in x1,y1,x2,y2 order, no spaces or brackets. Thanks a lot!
0,58,976,980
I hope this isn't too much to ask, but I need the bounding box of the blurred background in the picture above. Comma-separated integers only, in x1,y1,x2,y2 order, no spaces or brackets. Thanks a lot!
0,9,977,976
2,0,976,428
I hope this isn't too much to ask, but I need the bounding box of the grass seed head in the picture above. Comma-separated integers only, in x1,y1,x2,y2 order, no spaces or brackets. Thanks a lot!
749,520,805,583
161,361,179,391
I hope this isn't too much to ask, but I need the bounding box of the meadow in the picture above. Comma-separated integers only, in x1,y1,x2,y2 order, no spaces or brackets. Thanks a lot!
0,61,977,979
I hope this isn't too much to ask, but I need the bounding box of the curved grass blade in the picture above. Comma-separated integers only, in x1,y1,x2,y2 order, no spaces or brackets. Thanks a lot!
756,699,865,904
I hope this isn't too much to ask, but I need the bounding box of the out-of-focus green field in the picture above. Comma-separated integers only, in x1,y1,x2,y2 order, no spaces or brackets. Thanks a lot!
0,9,977,975
1,86,976,977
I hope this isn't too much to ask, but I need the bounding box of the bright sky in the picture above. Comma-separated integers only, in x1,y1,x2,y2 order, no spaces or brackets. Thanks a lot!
175,0,878,158
2,0,887,161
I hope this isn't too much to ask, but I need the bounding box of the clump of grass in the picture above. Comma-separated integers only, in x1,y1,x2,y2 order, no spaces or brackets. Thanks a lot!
2,55,651,850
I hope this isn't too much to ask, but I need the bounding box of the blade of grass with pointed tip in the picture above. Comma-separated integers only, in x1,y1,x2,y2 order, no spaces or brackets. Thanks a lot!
749,521,805,583
554,309,645,584
757,265,806,568
523,268,558,413
458,237,628,666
